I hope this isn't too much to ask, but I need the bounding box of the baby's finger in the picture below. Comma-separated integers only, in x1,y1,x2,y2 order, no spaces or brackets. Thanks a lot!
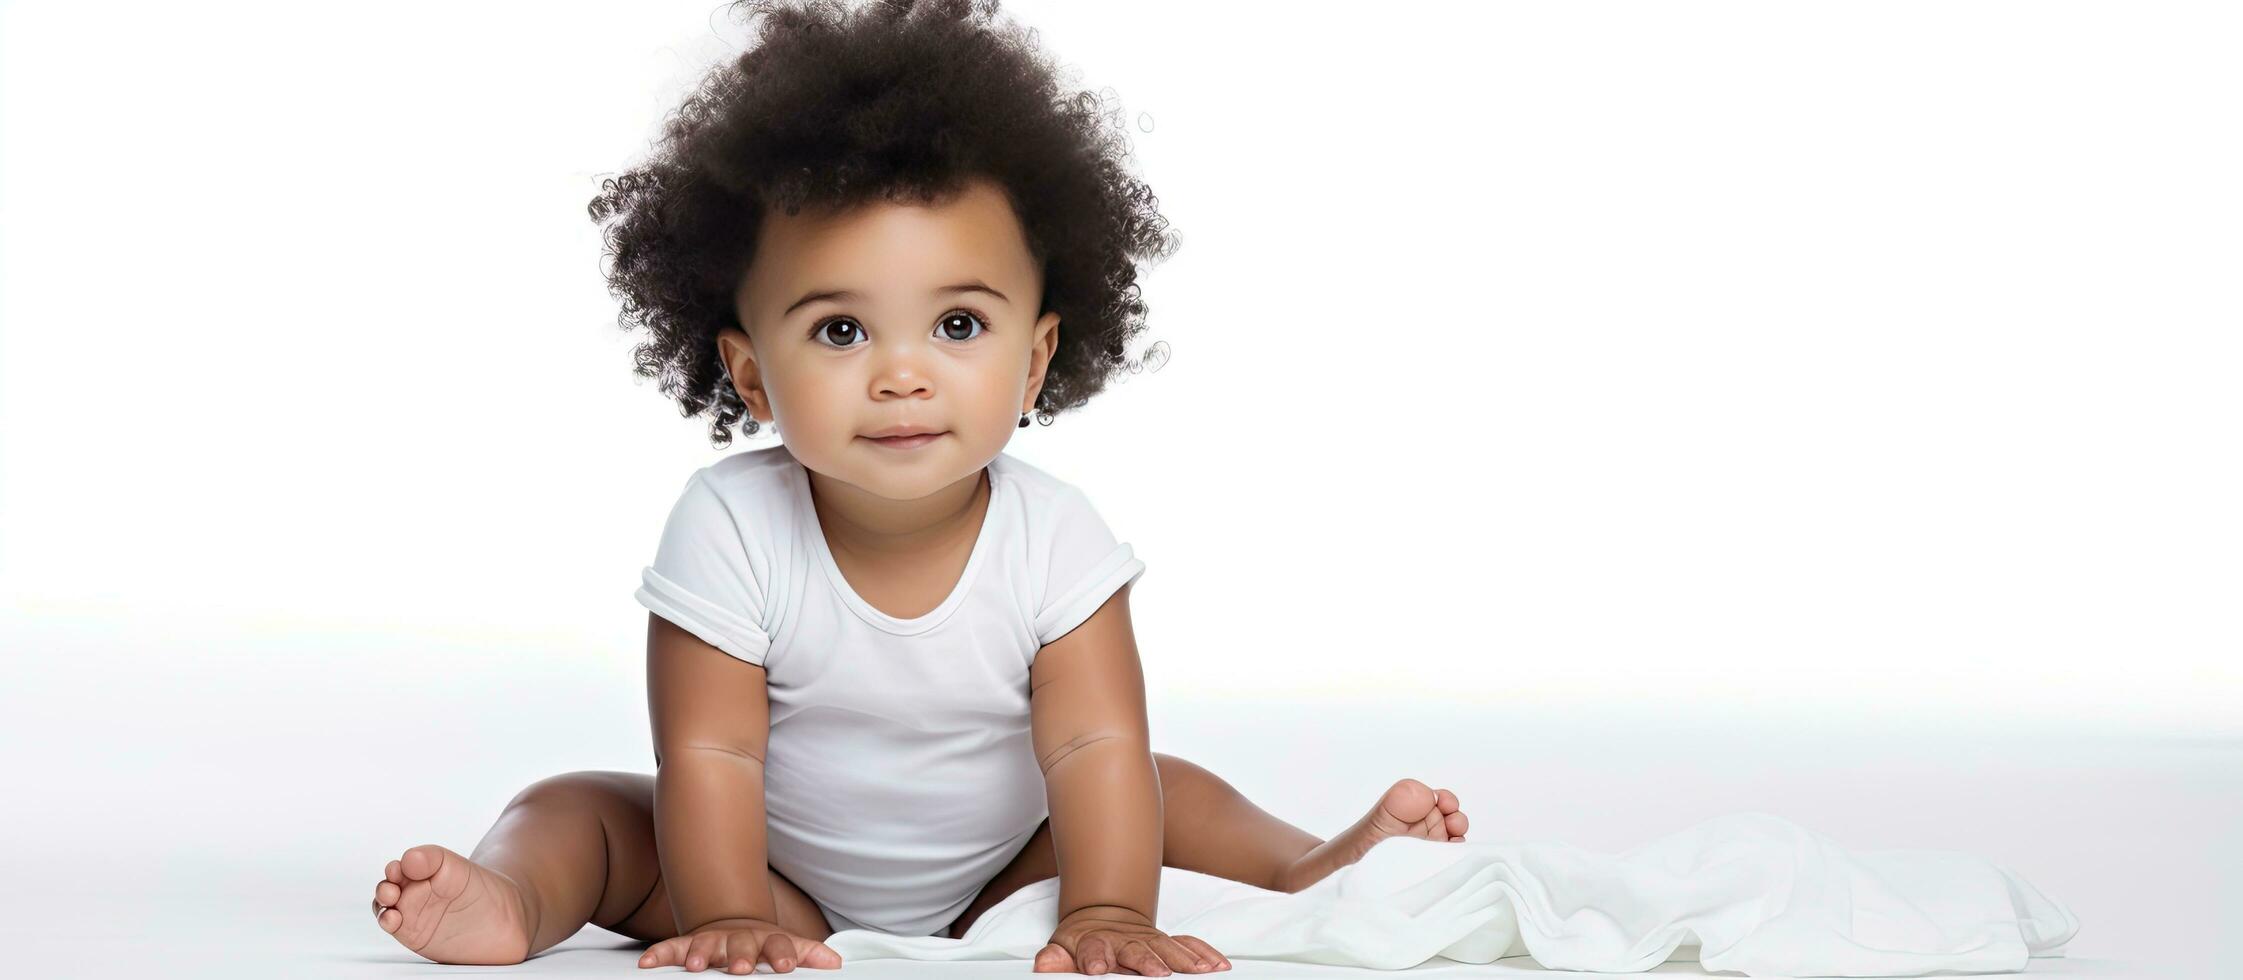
1033,940,1075,973
1117,938,1170,977
686,930,727,971
729,933,763,974
793,937,844,969
756,931,795,972
1077,934,1115,974
639,936,683,968
1170,935,1231,971
726,932,762,968
672,928,708,964
1150,936,1212,973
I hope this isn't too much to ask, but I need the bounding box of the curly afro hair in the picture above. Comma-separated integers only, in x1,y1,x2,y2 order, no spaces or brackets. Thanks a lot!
587,0,1180,448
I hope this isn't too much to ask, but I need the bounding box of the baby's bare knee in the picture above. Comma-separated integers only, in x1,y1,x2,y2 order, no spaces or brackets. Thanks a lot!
504,770,642,811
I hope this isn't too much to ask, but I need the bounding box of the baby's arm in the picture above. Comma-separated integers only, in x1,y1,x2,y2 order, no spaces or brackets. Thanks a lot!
1028,580,1163,926
645,612,782,933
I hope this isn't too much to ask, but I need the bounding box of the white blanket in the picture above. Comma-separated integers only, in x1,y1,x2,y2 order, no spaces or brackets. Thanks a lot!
822,810,2079,977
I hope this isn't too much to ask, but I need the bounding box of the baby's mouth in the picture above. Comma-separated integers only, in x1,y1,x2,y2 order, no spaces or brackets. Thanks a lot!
862,431,948,449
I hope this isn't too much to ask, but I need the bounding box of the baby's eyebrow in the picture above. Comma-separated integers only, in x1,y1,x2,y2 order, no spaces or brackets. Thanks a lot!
783,281,1010,317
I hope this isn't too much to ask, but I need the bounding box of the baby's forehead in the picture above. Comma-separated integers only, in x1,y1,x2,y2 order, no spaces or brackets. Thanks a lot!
759,179,1022,250
743,180,1039,305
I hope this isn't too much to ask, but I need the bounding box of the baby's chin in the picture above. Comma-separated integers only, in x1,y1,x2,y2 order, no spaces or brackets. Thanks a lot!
791,436,1000,503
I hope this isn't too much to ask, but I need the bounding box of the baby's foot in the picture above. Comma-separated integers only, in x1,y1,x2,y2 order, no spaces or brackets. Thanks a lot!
371,844,535,965
1275,779,1468,893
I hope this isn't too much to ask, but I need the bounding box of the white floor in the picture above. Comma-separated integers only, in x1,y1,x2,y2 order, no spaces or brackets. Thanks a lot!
2,692,2230,978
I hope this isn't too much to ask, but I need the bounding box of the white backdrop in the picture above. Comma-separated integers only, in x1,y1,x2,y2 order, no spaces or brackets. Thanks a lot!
0,3,2238,975
4,0,2235,730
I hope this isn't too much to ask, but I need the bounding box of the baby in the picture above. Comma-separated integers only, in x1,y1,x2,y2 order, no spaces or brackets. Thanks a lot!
369,1,1468,975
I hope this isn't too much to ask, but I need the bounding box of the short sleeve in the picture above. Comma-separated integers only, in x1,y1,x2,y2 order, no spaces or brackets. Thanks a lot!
1032,485,1146,646
633,471,772,666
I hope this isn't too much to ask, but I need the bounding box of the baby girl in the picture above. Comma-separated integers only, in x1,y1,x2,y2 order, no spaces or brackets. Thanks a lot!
369,0,1468,974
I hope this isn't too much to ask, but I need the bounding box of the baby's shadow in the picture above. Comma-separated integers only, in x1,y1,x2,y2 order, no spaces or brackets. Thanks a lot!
332,942,651,972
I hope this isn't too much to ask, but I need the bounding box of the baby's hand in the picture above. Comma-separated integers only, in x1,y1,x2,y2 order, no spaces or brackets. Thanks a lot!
1034,905,1230,975
638,916,842,974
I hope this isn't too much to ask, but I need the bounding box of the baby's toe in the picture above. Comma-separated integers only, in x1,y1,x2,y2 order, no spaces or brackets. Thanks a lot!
1385,779,1438,819
401,844,450,881
376,879,402,908
386,859,404,884
1435,788,1459,813
1446,810,1468,837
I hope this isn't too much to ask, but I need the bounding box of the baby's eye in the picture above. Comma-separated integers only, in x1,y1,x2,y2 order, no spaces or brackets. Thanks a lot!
813,317,867,348
936,310,990,342
810,310,990,349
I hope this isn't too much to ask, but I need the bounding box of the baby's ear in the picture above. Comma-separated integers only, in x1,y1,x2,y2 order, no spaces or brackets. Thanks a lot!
1034,309,1062,352
715,327,770,419
1025,311,1062,400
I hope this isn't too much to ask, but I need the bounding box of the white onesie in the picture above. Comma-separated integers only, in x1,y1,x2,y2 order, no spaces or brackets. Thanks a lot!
632,444,1146,937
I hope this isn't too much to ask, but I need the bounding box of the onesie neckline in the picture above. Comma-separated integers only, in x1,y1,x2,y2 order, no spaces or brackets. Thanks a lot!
788,452,1008,636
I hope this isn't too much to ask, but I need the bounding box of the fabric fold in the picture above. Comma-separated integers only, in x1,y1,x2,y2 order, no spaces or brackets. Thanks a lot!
820,810,2078,977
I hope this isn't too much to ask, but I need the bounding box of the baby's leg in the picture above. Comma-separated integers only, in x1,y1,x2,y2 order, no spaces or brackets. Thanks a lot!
370,770,829,964
1151,755,1468,894
945,754,1470,940
947,752,1322,940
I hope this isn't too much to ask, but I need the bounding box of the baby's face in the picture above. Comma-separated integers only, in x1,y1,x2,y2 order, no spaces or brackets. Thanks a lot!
721,177,1061,501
